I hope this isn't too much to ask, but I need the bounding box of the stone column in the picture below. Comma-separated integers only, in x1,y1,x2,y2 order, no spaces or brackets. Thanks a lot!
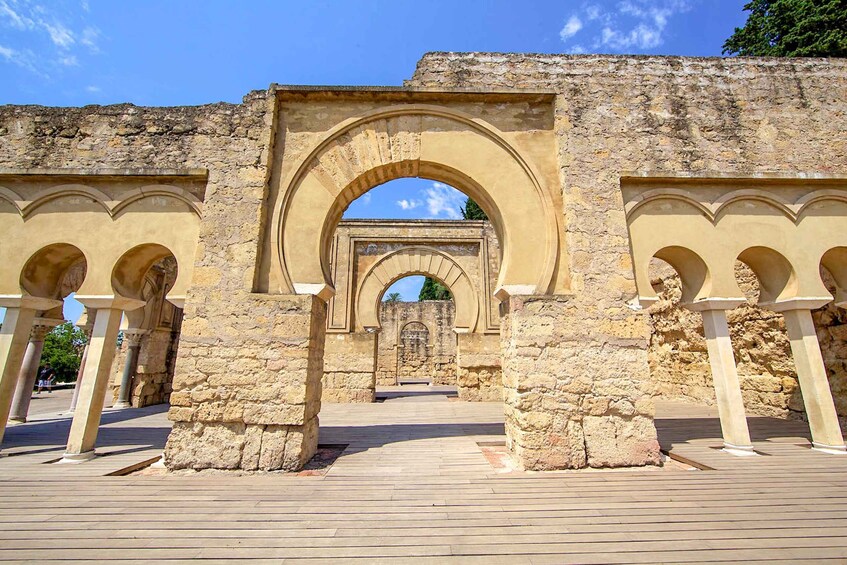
68,323,93,413
9,319,61,423
500,294,660,470
0,296,62,447
63,296,143,462
114,329,148,409
686,299,755,456
322,331,377,403
768,301,846,454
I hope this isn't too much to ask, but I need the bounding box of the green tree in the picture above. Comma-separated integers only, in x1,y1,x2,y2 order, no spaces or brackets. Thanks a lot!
723,0,847,57
41,322,87,383
419,276,452,301
461,197,489,220
384,292,402,302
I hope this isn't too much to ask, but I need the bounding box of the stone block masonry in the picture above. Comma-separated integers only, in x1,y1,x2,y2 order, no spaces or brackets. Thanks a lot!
501,295,660,470
164,294,325,471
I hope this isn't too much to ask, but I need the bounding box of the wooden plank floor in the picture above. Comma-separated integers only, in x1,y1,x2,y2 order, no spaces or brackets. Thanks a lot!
0,387,846,563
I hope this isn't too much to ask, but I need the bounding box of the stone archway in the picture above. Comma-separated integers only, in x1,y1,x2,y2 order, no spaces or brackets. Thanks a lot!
266,105,568,299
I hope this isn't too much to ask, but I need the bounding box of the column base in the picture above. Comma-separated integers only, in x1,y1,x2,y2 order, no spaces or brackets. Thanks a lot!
8,417,25,424
812,441,847,455
722,442,758,457
113,401,131,409
60,450,96,463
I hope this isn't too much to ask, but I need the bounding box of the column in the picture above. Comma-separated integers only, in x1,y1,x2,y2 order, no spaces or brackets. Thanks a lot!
9,319,61,423
687,299,756,456
780,305,846,453
68,323,93,413
0,296,62,447
114,329,147,409
63,295,143,462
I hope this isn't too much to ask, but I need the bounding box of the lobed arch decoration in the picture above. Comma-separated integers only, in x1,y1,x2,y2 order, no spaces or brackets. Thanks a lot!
625,179,847,307
355,246,479,332
0,183,203,219
271,105,565,300
821,247,847,307
649,246,711,305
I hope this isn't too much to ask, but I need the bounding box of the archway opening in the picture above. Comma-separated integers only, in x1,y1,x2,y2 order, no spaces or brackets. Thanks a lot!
376,274,457,388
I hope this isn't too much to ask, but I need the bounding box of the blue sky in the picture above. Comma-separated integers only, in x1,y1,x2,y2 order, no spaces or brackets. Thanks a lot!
0,0,752,316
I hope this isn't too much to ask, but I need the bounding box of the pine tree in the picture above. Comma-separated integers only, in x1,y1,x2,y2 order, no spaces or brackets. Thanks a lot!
461,197,489,220
418,277,452,301
723,0,847,57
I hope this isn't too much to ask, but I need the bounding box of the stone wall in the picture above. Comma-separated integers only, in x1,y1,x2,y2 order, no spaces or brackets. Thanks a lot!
377,301,456,385
456,333,502,401
322,332,377,403
501,295,660,470
410,53,847,466
649,261,847,426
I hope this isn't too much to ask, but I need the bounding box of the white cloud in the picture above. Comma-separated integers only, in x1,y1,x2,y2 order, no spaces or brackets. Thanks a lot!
424,182,464,220
85,84,100,92
559,15,583,40
397,199,422,210
0,1,101,75
44,21,74,49
360,192,372,205
558,0,693,53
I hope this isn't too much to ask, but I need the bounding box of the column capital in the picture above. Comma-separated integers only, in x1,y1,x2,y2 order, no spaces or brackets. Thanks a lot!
0,294,63,311
30,318,62,341
75,295,146,312
122,328,148,347
683,298,746,312
760,297,833,312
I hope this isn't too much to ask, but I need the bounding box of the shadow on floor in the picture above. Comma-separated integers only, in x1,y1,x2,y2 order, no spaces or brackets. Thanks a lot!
2,404,170,450
655,415,812,450
376,389,458,400
319,422,505,452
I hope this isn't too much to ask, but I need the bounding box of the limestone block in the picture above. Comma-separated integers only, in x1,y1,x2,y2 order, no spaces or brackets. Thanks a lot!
501,294,660,471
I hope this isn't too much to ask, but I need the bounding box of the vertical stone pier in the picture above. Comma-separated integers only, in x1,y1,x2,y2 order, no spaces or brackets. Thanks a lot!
322,332,378,403
501,294,661,470
165,294,325,471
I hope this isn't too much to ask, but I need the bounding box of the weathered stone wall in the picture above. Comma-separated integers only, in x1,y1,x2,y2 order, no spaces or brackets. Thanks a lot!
456,333,502,401
0,92,321,471
322,332,377,403
410,53,847,465
377,301,456,385
649,261,847,426
501,295,660,470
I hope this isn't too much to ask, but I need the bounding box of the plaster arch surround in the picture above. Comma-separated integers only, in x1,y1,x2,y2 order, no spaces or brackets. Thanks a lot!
267,100,567,301
355,246,479,332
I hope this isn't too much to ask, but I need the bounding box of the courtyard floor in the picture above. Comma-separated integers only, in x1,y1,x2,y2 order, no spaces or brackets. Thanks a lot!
1,386,847,563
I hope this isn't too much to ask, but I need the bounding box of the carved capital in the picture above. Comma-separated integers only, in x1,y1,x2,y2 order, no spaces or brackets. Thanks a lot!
122,329,148,347
30,317,62,342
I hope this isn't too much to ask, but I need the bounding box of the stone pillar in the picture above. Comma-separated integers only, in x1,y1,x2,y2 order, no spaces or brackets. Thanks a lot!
164,294,325,471
322,331,377,403
63,297,142,462
500,294,660,470
68,323,93,413
686,299,755,456
9,319,61,423
456,332,502,402
775,304,846,454
114,329,147,409
0,296,62,447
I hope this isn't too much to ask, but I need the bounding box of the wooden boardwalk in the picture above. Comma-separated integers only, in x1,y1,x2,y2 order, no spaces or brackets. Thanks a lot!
1,386,846,563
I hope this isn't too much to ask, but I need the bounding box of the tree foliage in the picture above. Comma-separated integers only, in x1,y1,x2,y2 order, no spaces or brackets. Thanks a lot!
723,0,847,57
41,322,87,383
384,292,402,302
461,197,489,220
418,277,452,301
